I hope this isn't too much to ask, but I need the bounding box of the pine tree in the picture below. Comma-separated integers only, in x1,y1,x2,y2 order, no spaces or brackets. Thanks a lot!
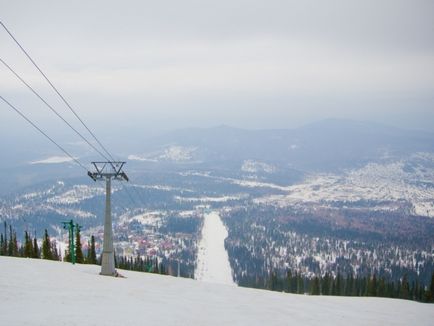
85,240,91,263
18,240,24,257
89,236,97,264
410,281,415,300
362,277,368,296
310,277,320,295
427,271,434,303
75,227,83,264
7,226,19,257
417,283,424,302
336,273,343,296
331,277,336,295
32,236,40,258
368,274,377,297
64,248,71,262
269,270,278,291
290,271,297,293
0,233,4,256
24,231,34,258
42,229,53,260
285,270,292,293
346,273,354,296
8,225,13,256
297,274,304,294
322,272,331,295
378,277,386,297
353,276,360,296
400,274,409,300
3,221,7,255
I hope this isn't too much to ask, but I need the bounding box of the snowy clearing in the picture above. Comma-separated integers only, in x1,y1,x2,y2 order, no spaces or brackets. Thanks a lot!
1,257,433,325
195,212,235,285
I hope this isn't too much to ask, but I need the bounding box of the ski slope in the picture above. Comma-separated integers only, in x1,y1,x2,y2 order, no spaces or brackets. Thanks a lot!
0,257,433,325
195,211,235,285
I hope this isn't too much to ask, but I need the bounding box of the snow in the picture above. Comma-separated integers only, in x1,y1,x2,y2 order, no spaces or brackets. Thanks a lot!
47,185,105,204
160,146,196,161
175,195,245,203
195,212,235,286
241,160,276,173
1,257,433,325
30,156,76,164
121,211,163,226
129,146,197,162
127,154,158,162
255,156,434,217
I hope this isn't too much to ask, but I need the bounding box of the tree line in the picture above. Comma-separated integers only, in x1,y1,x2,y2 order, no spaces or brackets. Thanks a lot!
237,269,434,303
115,254,167,275
0,222,167,276
0,222,97,263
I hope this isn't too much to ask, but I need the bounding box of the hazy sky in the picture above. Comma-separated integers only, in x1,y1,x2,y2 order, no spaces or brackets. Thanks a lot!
1,0,434,135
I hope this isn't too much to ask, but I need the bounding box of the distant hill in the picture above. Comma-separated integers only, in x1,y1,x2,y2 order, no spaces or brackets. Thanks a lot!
129,119,434,172
2,119,433,194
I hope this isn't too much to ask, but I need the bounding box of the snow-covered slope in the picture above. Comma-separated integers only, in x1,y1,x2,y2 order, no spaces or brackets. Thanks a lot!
255,153,434,217
195,212,235,285
1,257,433,325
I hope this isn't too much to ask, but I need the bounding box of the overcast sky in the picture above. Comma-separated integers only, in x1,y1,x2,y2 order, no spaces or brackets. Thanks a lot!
1,0,433,136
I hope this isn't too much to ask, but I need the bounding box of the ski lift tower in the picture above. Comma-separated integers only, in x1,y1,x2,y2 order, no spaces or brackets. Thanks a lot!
88,161,128,276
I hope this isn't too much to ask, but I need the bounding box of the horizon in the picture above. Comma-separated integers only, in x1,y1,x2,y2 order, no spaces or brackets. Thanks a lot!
1,0,433,139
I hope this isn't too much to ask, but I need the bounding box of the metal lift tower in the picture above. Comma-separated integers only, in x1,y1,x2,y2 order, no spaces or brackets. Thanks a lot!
88,162,128,276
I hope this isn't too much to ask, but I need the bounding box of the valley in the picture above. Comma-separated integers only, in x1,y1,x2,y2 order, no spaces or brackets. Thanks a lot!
1,122,433,290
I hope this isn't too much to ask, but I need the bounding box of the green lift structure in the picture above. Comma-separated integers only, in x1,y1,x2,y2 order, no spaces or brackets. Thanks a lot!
62,219,81,265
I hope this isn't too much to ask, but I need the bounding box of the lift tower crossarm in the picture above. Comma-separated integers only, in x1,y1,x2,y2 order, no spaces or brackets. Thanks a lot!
88,161,128,181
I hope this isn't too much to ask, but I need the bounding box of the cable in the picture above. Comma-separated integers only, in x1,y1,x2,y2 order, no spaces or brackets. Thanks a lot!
0,95,88,172
127,183,146,206
1,22,148,209
0,58,111,162
0,21,115,162
124,185,139,207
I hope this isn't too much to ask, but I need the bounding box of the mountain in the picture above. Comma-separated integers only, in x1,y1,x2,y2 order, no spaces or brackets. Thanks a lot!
1,119,432,195
128,119,434,171
1,256,433,326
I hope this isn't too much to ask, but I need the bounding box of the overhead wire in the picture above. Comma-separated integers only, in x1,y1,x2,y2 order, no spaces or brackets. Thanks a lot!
0,20,115,162
2,91,133,213
1,21,145,211
124,186,139,207
0,95,88,172
0,58,111,162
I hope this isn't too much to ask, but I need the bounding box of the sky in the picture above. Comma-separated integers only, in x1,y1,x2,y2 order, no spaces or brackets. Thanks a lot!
1,0,434,137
